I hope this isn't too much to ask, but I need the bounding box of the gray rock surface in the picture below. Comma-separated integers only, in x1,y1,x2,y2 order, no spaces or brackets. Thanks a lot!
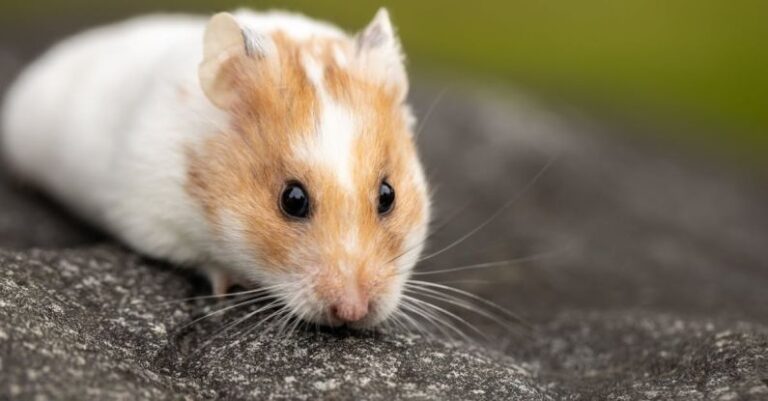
2,26,768,400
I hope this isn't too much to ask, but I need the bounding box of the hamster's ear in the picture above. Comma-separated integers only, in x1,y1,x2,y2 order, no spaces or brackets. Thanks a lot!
199,12,275,108
355,8,408,100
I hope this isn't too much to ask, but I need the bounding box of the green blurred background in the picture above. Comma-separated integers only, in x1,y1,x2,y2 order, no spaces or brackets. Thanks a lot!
2,0,766,164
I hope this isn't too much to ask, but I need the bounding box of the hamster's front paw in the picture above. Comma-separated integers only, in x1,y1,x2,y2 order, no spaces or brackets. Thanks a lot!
207,270,234,297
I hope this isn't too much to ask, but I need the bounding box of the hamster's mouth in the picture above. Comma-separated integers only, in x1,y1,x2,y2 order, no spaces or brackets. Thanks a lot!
323,311,382,330
284,300,389,330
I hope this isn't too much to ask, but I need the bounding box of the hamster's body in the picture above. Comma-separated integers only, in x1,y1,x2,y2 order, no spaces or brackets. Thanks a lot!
2,9,430,328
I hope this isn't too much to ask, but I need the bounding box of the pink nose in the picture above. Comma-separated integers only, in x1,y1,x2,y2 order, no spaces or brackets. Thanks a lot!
330,298,370,323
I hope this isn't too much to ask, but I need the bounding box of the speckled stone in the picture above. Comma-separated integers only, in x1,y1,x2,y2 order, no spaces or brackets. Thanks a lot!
1,29,768,399
0,246,550,400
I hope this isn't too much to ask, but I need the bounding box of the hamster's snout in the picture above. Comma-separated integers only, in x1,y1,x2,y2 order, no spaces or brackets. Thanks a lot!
329,294,370,323
311,266,387,326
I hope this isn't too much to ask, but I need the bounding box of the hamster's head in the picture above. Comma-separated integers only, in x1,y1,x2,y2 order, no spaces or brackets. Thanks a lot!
187,9,430,328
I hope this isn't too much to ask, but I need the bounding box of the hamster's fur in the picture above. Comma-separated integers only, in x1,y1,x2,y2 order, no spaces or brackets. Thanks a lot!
1,9,430,328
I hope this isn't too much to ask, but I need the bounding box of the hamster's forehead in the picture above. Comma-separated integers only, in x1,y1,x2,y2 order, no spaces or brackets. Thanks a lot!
226,32,415,173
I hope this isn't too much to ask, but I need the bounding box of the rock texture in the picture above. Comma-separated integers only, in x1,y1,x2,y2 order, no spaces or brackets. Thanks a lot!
1,29,768,400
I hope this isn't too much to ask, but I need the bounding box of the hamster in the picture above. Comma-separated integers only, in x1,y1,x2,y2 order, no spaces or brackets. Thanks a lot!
1,8,430,328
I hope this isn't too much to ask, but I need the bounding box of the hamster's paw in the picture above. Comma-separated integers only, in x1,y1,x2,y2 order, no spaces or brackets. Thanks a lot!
207,270,233,297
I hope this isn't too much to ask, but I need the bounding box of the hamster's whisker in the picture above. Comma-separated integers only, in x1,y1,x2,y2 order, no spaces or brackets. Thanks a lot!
179,293,277,331
402,294,487,343
189,299,284,358
282,317,298,338
432,279,492,285
199,298,281,337
239,288,304,340
414,87,448,138
384,312,408,334
399,297,469,343
211,299,285,341
393,307,429,337
285,312,305,337
403,286,518,334
270,312,292,339
275,297,306,338
240,304,292,341
406,280,532,329
277,307,295,334
383,156,559,282
415,156,558,265
395,311,430,339
397,300,452,340
387,306,426,334
401,299,464,340
265,298,298,337
384,200,472,267
411,247,570,276
379,318,395,334
181,281,299,345
155,282,291,305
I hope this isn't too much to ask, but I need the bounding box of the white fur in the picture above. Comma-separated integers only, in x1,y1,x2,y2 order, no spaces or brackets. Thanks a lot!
212,209,261,279
332,44,349,68
316,99,357,193
1,11,352,267
299,53,325,89
297,99,358,192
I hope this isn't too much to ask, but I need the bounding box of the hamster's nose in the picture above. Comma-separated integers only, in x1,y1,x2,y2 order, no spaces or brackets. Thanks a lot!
329,297,370,323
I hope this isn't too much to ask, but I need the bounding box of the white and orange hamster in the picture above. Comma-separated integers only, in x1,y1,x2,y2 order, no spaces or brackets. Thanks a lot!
1,9,430,328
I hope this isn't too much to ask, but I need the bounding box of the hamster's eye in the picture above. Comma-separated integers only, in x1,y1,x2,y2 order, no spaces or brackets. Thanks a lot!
280,182,310,219
378,181,395,215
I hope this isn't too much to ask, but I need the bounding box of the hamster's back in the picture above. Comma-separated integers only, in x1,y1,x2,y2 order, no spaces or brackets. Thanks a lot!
1,15,205,222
